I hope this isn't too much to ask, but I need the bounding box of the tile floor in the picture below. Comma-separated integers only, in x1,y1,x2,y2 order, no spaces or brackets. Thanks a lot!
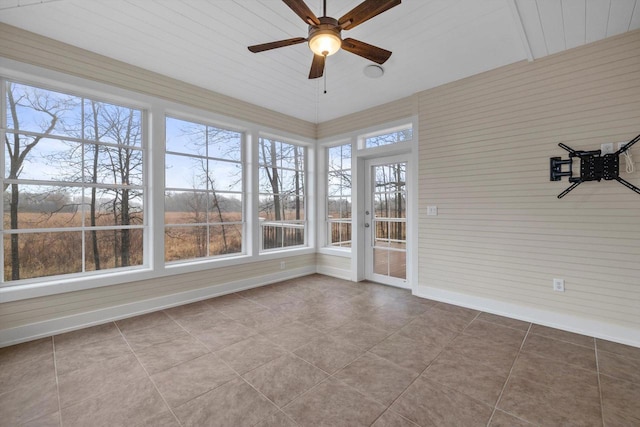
1,274,639,427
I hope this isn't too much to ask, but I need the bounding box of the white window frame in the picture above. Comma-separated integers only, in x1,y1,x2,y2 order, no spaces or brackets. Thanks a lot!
0,59,316,303
321,140,353,253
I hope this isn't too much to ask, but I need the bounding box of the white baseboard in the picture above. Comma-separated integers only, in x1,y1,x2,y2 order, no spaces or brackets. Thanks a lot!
0,267,315,348
414,285,640,349
315,265,351,281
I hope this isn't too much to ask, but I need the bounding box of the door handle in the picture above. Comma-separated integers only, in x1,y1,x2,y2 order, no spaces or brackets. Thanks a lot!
364,223,370,228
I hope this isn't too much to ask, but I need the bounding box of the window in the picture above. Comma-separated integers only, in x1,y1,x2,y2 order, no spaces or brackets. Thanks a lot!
327,143,352,248
2,81,144,283
364,125,413,149
164,117,244,262
258,137,306,251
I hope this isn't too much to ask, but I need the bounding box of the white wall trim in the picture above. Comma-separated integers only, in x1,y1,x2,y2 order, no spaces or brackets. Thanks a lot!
415,285,640,348
0,266,314,348
315,265,351,281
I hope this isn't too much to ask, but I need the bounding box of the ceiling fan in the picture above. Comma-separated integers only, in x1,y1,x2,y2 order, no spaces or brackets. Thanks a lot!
248,0,401,79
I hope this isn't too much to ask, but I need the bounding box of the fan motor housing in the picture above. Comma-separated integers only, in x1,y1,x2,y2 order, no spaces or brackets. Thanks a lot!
308,16,342,45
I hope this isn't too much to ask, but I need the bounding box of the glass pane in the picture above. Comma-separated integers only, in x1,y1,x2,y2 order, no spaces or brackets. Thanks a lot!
328,144,351,169
4,135,82,182
329,222,351,247
388,221,406,244
166,154,206,190
365,127,412,148
373,248,389,276
209,224,242,256
374,194,389,218
280,196,305,221
390,250,406,279
4,231,82,281
208,127,242,162
328,197,351,219
261,222,304,250
3,184,83,229
279,144,304,170
85,188,143,227
258,167,277,194
85,228,143,271
165,191,208,225
387,193,406,218
279,169,304,195
258,138,278,166
165,117,206,156
165,226,208,262
84,100,142,147
374,220,389,247
208,194,242,223
6,82,81,138
208,160,242,192
89,145,143,186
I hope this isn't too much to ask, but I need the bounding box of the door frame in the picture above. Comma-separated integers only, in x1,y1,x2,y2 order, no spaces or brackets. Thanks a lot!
363,154,410,288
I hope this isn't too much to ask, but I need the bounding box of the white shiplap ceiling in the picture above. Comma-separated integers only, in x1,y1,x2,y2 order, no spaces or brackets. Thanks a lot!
0,0,638,123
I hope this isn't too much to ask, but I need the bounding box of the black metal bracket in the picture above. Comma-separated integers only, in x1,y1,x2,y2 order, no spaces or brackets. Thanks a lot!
550,133,640,199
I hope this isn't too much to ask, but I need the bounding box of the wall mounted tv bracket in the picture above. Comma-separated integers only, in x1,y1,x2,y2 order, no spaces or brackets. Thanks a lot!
550,133,640,199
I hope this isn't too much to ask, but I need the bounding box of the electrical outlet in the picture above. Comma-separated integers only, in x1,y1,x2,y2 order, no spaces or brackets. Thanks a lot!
280,261,285,270
427,206,438,216
601,143,614,154
618,142,627,151
553,278,565,292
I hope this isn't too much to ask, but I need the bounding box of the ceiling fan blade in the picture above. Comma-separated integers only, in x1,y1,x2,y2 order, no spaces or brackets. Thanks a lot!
339,0,401,30
342,38,392,64
248,37,307,53
309,54,325,79
282,0,320,26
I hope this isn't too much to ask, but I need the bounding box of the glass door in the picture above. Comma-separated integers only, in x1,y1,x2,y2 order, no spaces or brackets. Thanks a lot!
364,157,408,288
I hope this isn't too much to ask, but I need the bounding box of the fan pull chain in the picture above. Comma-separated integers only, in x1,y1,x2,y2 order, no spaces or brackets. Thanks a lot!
324,54,328,94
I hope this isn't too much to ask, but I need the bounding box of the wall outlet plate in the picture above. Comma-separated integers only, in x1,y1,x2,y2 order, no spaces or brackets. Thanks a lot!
553,278,565,292
427,206,438,216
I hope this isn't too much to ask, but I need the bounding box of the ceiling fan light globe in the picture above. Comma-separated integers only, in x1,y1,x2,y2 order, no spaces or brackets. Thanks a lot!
308,31,342,56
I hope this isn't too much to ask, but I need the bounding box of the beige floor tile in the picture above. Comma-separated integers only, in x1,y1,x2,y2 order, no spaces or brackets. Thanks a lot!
283,377,386,427
379,298,431,317
498,375,602,426
369,332,443,375
0,337,52,369
329,320,390,350
598,349,640,384
55,335,132,375
423,350,508,406
511,352,600,394
0,378,58,427
60,378,169,427
121,322,188,351
213,297,270,320
488,410,533,426
171,310,232,332
0,347,54,391
295,308,353,332
262,321,324,351
243,353,327,407
334,352,418,406
391,377,493,427
163,300,221,320
254,411,298,427
432,302,480,321
234,308,293,331
414,307,475,332
174,377,278,427
446,333,520,375
530,324,594,348
397,319,460,348
354,307,413,332
477,312,530,331
294,334,364,374
188,319,258,351
600,373,640,426
151,353,237,408
115,310,175,333
134,334,209,375
463,319,527,348
371,410,420,427
216,334,287,374
57,352,147,407
246,292,300,309
522,333,597,371
597,338,640,360
54,323,120,351
20,411,61,427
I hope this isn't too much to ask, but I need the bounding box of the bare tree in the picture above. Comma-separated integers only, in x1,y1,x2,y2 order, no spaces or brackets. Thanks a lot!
4,83,73,280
